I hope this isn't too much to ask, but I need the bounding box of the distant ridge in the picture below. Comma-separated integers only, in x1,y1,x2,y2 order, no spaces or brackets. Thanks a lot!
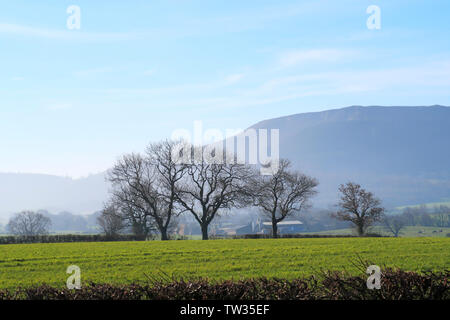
0,172,108,219
249,105,450,207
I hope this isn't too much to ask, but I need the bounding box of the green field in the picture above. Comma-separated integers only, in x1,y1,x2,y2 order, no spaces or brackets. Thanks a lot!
0,238,449,289
396,200,450,211
301,226,450,237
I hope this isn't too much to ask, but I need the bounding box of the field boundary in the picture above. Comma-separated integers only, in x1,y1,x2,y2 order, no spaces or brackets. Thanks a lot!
1,268,448,300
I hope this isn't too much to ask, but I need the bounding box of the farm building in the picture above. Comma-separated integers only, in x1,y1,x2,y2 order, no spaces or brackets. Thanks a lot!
262,220,305,235
216,219,305,236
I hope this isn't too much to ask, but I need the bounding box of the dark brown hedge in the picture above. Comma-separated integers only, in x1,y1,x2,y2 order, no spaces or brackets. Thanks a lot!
0,268,448,300
0,234,148,245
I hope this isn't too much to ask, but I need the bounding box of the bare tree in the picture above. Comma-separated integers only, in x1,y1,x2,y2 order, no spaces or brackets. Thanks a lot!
118,194,158,237
252,159,318,238
402,208,416,226
146,139,187,239
97,203,126,237
383,215,406,237
436,213,449,228
175,146,253,240
107,140,186,240
433,206,449,227
7,211,51,236
108,153,158,238
333,182,384,236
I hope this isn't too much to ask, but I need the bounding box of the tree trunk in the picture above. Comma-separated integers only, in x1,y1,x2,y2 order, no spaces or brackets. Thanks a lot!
272,222,278,239
201,224,209,240
160,226,169,241
357,223,364,236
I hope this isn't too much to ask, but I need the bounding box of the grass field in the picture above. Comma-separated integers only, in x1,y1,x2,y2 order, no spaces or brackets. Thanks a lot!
0,238,448,289
396,200,450,211
301,226,450,237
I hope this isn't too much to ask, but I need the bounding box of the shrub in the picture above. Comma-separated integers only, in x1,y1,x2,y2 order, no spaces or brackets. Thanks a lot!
320,268,449,300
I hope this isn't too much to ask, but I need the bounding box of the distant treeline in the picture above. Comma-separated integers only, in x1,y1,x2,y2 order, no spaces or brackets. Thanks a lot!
399,205,450,227
0,233,390,244
231,233,387,239
0,234,148,245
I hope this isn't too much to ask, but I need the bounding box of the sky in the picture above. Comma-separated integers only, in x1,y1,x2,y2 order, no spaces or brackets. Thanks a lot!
0,0,449,177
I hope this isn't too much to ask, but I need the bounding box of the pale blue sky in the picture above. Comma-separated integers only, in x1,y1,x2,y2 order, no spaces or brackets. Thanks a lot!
1,0,449,177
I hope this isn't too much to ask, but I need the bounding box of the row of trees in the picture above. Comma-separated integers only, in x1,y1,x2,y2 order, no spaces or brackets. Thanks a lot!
381,205,450,237
98,140,320,240
98,139,386,240
3,140,391,239
6,194,447,238
399,205,450,228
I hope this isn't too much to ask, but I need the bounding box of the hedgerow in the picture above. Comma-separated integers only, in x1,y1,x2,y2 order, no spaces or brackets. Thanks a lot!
1,268,447,300
0,234,148,245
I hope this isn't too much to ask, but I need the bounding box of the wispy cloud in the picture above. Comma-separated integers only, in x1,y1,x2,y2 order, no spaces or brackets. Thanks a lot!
101,73,249,97
0,2,327,42
73,67,114,77
278,49,356,67
119,59,450,112
225,73,245,84
45,103,73,111
0,23,139,41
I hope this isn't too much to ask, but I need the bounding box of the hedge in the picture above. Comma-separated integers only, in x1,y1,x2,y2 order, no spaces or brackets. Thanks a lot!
0,234,148,245
0,268,448,300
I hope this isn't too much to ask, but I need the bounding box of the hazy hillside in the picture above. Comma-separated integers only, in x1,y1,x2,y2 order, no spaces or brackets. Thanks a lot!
39,210,101,234
0,172,108,221
250,105,450,207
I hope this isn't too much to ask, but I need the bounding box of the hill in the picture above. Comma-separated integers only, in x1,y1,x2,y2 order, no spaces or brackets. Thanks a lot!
249,105,450,208
0,172,107,220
